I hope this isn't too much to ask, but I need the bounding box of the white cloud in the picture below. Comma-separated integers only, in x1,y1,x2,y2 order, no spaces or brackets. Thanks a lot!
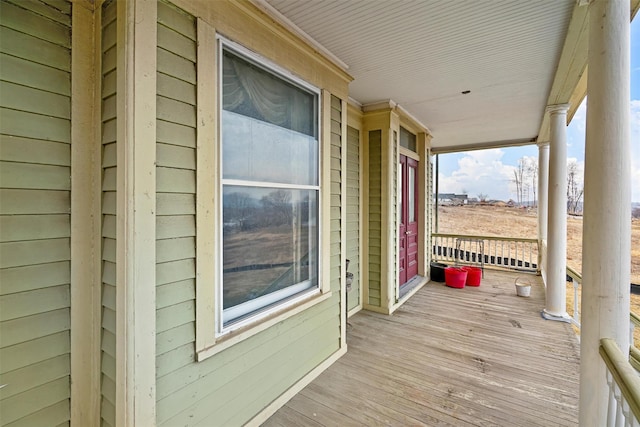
572,100,587,133
438,99,640,202
439,149,516,201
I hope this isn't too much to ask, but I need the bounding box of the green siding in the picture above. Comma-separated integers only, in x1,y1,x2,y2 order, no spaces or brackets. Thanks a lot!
330,96,344,307
100,2,117,426
154,3,342,425
346,126,360,310
368,130,382,307
154,2,198,393
427,151,433,272
0,1,71,426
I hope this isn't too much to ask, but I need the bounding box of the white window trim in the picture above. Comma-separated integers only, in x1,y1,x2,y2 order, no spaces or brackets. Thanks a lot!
195,23,331,362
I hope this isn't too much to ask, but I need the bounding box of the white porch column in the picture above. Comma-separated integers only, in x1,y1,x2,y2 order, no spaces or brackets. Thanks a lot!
579,0,631,424
542,104,570,321
537,143,549,242
537,142,549,280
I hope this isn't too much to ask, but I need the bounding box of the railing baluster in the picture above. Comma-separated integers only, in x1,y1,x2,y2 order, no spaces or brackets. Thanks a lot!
571,280,578,320
617,384,626,427
608,370,618,427
431,234,538,273
601,339,640,427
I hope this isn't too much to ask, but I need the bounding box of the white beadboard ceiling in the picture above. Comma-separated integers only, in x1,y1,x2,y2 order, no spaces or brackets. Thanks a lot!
265,0,575,150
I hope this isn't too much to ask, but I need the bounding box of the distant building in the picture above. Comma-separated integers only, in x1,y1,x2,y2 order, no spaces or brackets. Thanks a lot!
436,193,468,205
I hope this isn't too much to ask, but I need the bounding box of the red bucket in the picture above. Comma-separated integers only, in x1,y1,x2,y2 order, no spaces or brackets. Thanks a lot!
462,266,482,286
444,267,467,288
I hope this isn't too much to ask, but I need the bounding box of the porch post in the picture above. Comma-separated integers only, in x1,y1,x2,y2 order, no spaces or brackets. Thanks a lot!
579,0,631,424
537,143,549,240
537,142,549,279
542,104,570,321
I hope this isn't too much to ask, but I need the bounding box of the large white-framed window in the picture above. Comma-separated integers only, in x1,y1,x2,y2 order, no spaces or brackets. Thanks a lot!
218,39,322,330
196,26,333,361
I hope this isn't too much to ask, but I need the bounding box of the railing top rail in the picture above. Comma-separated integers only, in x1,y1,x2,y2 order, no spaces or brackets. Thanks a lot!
566,266,582,282
631,311,640,328
432,233,538,244
600,338,640,421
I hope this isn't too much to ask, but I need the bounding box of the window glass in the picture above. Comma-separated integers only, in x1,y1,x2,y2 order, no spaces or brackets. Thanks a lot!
400,127,417,152
409,167,416,222
222,110,317,185
221,47,320,327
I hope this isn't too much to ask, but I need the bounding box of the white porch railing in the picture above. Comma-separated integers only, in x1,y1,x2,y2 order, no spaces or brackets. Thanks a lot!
563,269,640,358
600,338,640,427
431,233,539,273
567,266,583,329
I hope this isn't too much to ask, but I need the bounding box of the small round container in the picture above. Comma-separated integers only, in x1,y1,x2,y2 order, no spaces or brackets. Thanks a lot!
445,267,467,288
515,277,532,297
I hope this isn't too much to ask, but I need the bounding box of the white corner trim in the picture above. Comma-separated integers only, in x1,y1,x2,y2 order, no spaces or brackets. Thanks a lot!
195,18,218,354
70,4,101,426
115,0,157,425
340,97,348,349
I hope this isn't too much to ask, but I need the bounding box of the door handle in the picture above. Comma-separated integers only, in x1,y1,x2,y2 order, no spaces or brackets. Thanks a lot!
406,231,412,235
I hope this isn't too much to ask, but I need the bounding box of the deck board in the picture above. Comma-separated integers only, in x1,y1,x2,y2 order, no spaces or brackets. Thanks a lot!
264,270,580,426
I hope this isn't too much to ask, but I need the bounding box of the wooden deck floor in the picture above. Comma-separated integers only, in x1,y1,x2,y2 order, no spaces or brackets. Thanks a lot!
264,270,580,426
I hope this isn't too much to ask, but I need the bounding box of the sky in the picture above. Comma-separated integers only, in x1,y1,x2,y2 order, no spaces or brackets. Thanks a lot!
438,17,640,203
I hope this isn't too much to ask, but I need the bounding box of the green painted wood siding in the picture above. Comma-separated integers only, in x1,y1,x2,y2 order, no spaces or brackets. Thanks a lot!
330,95,342,301
154,3,342,425
346,126,360,310
0,1,72,426
100,2,117,426
367,130,382,307
427,152,433,271
154,5,197,419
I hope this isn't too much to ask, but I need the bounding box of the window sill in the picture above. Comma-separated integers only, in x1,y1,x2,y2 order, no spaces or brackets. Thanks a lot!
196,290,333,362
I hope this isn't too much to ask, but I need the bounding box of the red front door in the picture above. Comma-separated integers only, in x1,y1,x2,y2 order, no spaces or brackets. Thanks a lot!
399,155,419,287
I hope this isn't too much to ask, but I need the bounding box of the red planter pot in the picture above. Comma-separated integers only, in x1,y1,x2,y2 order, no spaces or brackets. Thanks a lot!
462,266,482,286
444,267,467,288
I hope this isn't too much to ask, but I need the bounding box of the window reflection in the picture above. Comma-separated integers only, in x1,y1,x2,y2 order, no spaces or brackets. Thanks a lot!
222,186,318,313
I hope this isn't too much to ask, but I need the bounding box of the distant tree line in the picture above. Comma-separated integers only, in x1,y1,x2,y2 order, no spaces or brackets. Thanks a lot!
224,190,310,232
512,156,584,214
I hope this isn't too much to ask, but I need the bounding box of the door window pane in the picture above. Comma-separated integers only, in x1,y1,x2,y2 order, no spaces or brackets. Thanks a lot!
409,167,416,222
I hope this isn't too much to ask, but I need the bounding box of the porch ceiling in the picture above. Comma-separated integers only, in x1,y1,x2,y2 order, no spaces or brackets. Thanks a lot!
262,0,576,150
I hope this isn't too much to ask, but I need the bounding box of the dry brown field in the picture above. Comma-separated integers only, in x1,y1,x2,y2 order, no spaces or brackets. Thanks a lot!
436,205,640,339
436,204,640,283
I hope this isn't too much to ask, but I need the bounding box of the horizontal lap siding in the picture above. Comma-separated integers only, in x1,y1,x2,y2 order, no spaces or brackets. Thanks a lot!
154,3,199,425
427,153,433,271
368,130,382,306
330,96,342,292
155,3,341,425
346,126,360,310
0,1,72,426
100,2,116,426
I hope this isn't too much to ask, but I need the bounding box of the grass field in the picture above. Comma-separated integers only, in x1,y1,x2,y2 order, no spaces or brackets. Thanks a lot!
436,204,640,339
